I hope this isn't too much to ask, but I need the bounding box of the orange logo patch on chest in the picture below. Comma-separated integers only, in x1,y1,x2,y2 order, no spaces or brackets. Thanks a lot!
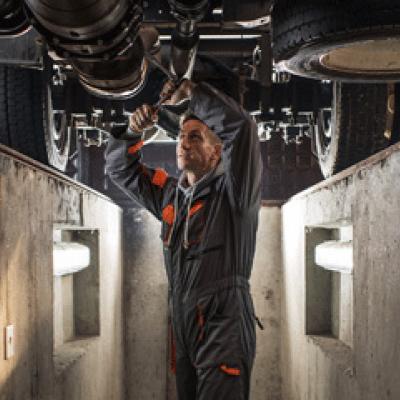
162,204,175,225
189,201,204,217
152,169,168,188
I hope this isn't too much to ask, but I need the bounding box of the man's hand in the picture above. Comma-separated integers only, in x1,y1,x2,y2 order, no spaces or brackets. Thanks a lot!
129,104,157,134
162,79,196,106
128,80,196,134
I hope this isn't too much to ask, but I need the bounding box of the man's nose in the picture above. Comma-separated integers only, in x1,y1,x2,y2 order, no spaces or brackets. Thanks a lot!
179,137,190,150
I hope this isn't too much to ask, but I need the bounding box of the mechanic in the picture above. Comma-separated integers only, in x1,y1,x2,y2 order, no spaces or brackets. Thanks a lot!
105,79,262,400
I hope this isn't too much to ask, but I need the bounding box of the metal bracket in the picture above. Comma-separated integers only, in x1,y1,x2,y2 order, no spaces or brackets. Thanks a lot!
0,28,43,68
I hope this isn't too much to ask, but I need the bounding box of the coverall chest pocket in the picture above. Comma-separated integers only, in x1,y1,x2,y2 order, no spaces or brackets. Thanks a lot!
185,200,207,247
160,200,208,246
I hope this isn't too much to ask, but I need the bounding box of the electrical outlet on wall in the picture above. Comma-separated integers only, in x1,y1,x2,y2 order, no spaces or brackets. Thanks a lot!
4,325,15,360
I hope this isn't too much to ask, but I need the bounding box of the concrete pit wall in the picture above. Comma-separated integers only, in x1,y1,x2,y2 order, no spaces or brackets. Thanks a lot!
281,143,400,400
0,146,123,400
123,204,282,400
251,205,282,400
123,208,169,400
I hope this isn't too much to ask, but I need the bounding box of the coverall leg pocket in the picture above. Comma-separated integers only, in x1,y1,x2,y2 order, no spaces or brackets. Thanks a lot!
196,359,252,400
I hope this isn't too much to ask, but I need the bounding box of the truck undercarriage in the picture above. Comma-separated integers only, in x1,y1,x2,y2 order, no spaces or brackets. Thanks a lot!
0,0,399,179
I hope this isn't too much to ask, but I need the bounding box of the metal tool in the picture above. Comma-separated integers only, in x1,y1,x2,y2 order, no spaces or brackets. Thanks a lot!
145,51,179,84
144,51,181,110
141,52,191,138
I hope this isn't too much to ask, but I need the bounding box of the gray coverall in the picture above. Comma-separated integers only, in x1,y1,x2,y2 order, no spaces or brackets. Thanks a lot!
105,82,262,400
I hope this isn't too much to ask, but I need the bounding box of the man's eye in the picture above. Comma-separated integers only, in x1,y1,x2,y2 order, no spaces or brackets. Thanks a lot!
189,131,201,140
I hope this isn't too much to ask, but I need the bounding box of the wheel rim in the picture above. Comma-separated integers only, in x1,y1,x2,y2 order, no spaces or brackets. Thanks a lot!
320,38,400,76
276,34,400,82
46,84,70,156
317,108,333,152
315,107,334,178
316,81,334,160
314,82,337,178
42,62,71,171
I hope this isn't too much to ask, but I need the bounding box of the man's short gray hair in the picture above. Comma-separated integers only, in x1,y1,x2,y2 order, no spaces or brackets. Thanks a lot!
180,112,222,146
179,111,200,128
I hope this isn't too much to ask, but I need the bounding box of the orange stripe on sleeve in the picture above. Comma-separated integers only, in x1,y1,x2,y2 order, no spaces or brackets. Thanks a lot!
128,140,144,155
152,169,168,188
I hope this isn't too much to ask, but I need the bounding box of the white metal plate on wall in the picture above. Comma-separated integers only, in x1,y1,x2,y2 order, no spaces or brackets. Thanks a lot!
315,240,353,274
53,242,90,276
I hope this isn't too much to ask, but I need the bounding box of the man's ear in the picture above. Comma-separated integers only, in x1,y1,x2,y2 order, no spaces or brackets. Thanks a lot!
212,143,223,161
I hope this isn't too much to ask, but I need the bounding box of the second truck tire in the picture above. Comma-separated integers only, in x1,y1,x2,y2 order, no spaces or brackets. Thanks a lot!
272,0,400,81
315,82,392,178
0,65,70,171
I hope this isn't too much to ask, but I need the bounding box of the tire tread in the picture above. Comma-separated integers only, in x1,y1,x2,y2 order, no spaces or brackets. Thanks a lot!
0,65,48,164
319,82,390,176
272,1,400,61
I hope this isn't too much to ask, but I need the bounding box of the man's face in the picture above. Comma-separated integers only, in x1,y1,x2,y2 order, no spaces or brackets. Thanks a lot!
177,119,221,173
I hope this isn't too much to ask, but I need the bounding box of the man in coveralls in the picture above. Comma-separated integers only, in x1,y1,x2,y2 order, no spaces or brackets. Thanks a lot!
105,79,261,400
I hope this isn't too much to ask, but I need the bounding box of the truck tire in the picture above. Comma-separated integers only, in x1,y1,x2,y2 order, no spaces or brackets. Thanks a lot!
0,65,70,171
272,0,400,81
315,82,391,178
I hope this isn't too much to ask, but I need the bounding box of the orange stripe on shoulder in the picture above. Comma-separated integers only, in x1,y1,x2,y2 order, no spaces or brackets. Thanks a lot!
128,140,144,155
189,201,204,217
152,168,168,188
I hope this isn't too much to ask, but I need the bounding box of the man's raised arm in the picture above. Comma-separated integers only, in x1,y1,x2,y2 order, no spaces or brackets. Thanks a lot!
187,82,262,213
105,106,175,221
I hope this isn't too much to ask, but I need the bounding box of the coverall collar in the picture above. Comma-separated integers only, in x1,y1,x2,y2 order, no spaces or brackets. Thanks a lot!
178,160,224,199
172,160,224,249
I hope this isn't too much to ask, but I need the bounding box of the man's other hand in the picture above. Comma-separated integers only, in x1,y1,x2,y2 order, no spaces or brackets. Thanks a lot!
129,104,157,134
